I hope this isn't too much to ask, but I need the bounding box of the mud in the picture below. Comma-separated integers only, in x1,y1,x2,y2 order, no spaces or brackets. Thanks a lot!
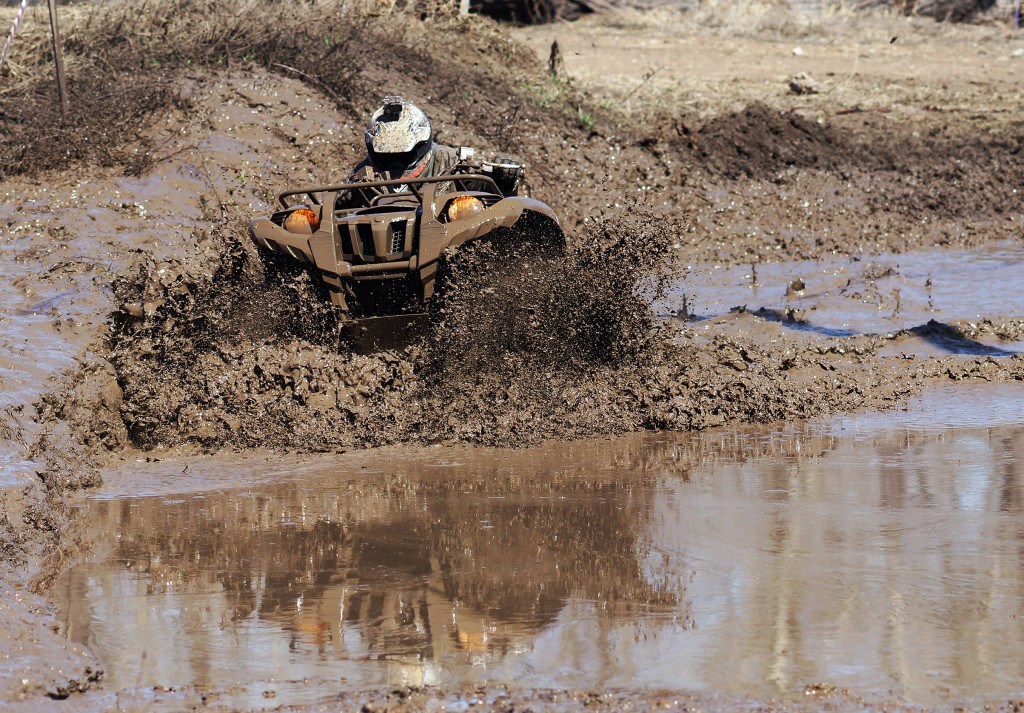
102,212,955,453
0,2,1023,710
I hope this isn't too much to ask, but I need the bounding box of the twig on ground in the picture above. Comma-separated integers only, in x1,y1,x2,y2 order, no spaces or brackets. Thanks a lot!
271,62,340,100
622,65,661,105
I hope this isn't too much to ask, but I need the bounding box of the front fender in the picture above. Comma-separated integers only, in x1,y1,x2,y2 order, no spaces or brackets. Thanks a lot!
419,197,561,268
249,217,345,276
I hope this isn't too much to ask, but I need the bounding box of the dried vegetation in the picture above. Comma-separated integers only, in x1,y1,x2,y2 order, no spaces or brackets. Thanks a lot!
0,0,550,179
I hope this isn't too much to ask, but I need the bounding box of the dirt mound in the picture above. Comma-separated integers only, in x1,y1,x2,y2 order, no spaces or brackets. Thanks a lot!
0,0,544,179
680,104,856,179
671,103,1024,221
475,0,592,23
0,70,183,178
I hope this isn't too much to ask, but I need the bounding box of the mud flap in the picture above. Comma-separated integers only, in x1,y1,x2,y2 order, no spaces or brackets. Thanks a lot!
340,313,430,353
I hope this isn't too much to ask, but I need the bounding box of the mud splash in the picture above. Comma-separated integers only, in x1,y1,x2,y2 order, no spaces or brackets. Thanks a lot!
105,204,946,454
107,209,676,450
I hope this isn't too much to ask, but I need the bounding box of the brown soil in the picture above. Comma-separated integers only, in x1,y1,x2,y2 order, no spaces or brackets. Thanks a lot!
44,683,941,712
0,1,1023,709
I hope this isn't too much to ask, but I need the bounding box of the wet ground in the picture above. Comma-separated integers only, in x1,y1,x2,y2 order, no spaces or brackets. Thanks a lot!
50,382,1024,710
1,3,1024,711
672,241,1024,355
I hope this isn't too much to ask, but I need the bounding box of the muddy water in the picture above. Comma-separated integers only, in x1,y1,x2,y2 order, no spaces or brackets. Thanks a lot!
670,242,1024,347
53,383,1024,706
0,210,96,486
0,173,201,484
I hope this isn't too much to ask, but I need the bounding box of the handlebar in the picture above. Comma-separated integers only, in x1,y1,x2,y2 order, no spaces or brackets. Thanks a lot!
277,173,500,208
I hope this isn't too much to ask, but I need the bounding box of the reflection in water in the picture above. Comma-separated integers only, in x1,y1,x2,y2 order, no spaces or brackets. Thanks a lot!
56,391,1024,705
60,440,683,691
659,424,1024,700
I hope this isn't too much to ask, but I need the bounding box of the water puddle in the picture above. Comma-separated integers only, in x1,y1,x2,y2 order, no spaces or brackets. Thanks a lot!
54,383,1024,706
0,178,200,483
668,243,1024,350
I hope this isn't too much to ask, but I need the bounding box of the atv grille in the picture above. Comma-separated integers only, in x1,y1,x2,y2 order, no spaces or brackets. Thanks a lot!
357,223,375,256
340,229,354,256
390,220,406,254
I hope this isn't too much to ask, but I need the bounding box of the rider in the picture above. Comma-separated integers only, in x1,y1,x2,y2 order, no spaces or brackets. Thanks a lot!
350,95,461,187
348,96,522,197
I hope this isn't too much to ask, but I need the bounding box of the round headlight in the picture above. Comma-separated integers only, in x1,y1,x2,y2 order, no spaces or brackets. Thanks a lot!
284,208,320,234
446,196,485,222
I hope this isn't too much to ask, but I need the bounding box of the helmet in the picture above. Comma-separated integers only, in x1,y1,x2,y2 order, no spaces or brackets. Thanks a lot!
365,96,433,175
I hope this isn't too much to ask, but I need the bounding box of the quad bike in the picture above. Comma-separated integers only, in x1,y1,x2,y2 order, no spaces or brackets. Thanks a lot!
249,158,564,349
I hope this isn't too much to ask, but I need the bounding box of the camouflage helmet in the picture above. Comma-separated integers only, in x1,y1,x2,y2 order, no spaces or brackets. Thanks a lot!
365,96,433,174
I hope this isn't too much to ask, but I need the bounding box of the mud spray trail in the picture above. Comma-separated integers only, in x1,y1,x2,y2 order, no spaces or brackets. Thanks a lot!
1,1,1023,710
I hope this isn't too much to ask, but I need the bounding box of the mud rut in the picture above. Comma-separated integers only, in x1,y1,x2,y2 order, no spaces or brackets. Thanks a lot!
0,7,1023,709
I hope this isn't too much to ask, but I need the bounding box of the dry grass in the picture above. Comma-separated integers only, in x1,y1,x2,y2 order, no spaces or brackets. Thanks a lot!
597,0,1010,39
0,0,527,179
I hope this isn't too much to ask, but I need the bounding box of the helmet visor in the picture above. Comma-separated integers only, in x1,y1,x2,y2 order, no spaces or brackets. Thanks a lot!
370,140,430,175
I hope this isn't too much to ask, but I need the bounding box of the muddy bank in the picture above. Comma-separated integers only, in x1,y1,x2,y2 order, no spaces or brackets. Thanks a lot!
0,3,1023,709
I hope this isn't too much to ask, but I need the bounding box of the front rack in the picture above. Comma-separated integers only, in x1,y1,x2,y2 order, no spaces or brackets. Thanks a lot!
277,173,500,208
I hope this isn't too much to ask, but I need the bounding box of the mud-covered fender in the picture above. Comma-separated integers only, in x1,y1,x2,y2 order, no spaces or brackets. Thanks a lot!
418,197,561,268
250,217,316,265
249,197,348,277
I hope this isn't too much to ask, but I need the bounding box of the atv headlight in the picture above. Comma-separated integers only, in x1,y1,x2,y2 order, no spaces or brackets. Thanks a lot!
284,207,320,234
446,196,484,222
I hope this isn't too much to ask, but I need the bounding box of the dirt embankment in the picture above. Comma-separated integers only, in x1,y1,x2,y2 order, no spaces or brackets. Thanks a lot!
1,0,1022,550
0,1,1023,705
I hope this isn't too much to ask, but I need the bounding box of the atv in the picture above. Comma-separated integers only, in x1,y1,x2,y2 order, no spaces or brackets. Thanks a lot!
249,157,564,348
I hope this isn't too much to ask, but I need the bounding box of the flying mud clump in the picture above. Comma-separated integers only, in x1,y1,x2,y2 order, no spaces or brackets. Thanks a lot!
108,206,901,452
